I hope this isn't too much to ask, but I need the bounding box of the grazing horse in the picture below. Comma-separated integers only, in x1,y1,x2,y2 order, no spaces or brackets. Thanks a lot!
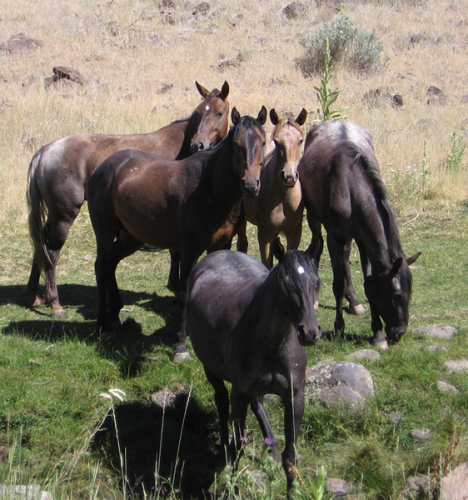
87,107,267,360
299,120,420,349
237,108,307,268
183,239,321,498
26,81,230,318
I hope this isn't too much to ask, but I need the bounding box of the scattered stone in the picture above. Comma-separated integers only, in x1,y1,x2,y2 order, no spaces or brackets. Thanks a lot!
417,325,457,339
363,87,404,109
0,33,43,53
346,349,381,362
83,254,94,262
437,380,458,393
416,118,438,129
282,2,308,19
151,386,182,409
388,411,403,425
326,478,352,496
428,345,447,352
409,429,431,441
0,484,52,500
427,85,446,105
445,359,468,372
305,361,375,413
192,2,211,16
44,66,86,88
401,474,430,499
441,463,468,500
157,82,174,94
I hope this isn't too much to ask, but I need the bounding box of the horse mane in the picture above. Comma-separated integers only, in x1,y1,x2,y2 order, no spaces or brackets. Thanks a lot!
349,143,404,261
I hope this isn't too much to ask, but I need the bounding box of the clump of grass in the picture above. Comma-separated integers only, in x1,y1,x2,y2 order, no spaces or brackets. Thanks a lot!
297,15,384,76
444,132,466,173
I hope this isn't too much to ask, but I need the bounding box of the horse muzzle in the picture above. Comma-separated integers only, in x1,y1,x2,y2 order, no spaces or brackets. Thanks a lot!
296,324,321,346
241,178,261,197
280,170,299,188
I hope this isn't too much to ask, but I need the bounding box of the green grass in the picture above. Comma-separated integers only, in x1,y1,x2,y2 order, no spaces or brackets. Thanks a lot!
0,200,467,498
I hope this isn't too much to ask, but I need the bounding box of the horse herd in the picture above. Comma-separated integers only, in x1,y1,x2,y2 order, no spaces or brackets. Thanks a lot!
25,81,420,496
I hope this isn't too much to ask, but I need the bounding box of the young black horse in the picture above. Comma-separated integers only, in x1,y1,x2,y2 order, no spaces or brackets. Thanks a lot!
26,81,229,318
299,120,420,349
87,107,267,361
183,240,321,498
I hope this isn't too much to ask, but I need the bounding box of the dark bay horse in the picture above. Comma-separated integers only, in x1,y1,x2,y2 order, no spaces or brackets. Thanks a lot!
183,240,321,498
26,81,230,318
299,120,420,349
237,108,307,268
87,107,267,360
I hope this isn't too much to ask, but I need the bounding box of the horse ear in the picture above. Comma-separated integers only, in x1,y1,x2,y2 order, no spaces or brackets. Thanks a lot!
219,81,229,100
296,108,308,126
306,238,320,261
406,252,421,266
390,257,404,277
270,108,279,126
272,237,285,262
231,107,240,125
257,105,267,125
196,81,210,99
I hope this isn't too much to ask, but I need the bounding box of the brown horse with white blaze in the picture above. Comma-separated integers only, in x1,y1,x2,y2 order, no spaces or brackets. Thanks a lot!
237,108,307,268
299,120,420,349
26,81,230,318
87,107,267,360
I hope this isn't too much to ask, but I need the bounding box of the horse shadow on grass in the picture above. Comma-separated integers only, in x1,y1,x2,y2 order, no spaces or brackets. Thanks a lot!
0,283,183,377
93,394,220,499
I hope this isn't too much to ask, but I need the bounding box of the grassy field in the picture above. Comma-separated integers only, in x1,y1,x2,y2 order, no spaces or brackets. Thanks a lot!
1,0,468,498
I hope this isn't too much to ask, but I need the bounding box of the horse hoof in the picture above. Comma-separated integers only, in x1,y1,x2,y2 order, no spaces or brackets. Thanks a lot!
349,304,366,316
100,331,116,343
51,308,66,319
373,339,389,350
172,350,190,364
314,300,319,310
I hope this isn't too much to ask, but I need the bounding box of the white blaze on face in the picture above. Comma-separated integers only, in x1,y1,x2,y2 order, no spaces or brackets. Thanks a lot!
297,266,305,275
205,105,210,111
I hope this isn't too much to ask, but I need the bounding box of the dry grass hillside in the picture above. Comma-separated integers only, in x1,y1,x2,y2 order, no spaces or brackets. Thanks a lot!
1,0,468,223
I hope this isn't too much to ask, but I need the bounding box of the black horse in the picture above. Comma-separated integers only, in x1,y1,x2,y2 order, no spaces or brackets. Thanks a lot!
299,120,420,349
182,240,321,498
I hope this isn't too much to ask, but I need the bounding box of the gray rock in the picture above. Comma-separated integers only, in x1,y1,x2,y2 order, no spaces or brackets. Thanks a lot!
441,463,468,500
305,361,375,413
151,386,182,409
388,411,403,425
401,474,429,499
417,325,457,339
409,429,431,441
437,380,459,393
445,359,468,372
0,485,52,500
428,345,448,351
326,477,352,496
346,349,382,361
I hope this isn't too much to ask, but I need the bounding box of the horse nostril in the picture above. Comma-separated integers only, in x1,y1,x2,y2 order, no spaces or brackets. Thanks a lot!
198,142,204,151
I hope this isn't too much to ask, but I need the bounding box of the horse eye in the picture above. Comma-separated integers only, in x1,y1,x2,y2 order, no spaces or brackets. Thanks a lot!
217,111,223,117
298,139,304,146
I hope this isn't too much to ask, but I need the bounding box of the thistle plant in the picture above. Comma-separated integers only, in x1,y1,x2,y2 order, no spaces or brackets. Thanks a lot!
313,39,348,123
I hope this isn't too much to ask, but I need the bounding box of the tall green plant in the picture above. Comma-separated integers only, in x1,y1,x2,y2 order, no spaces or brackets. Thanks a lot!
313,39,348,123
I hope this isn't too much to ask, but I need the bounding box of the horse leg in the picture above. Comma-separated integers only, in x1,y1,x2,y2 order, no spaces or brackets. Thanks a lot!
166,249,181,298
230,387,250,467
369,302,388,350
285,221,302,252
257,227,273,269
327,233,347,336
307,216,323,310
250,398,279,460
40,210,81,318
343,240,366,316
204,368,231,464
236,219,248,254
281,388,305,498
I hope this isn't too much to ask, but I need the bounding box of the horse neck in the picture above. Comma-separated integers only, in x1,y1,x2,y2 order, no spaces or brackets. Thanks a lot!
359,157,404,274
244,270,294,349
177,110,202,159
206,130,243,204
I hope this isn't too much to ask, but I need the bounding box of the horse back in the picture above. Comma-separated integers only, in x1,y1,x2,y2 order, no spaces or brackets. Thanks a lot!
186,251,268,380
300,121,382,235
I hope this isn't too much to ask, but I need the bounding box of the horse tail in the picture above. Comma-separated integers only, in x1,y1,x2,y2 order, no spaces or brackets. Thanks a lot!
26,148,48,273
